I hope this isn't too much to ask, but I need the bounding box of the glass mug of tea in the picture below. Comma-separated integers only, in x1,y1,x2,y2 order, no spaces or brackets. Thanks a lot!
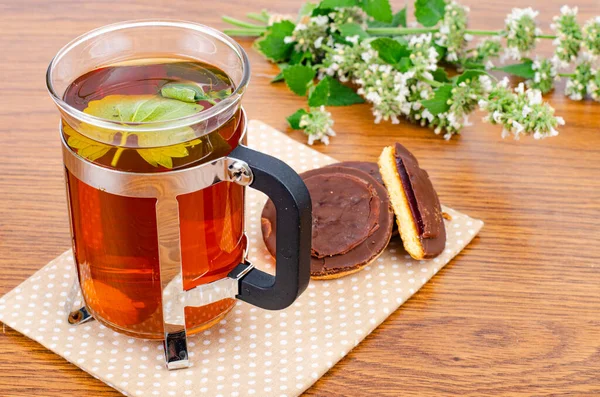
46,20,312,369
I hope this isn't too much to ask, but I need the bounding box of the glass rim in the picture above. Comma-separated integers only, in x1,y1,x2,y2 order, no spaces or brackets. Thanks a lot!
46,19,251,133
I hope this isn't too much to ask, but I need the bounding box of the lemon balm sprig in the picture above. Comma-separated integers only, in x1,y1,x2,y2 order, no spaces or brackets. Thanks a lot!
222,0,600,144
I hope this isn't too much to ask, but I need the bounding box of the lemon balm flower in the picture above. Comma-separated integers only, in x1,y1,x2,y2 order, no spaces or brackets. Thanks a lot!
465,37,502,69
583,17,600,58
551,6,583,68
480,79,564,139
503,7,542,61
586,69,600,101
408,34,439,78
284,15,331,57
527,58,558,94
565,60,593,100
299,106,336,145
434,1,471,62
329,6,368,32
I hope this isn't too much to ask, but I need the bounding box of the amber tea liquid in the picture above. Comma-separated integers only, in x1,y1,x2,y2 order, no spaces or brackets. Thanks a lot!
63,59,245,338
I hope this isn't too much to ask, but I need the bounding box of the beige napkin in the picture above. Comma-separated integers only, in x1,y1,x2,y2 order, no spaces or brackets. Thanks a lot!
0,120,483,397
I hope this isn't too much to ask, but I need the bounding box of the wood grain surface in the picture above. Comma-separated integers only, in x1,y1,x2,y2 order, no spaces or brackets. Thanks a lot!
1,0,599,396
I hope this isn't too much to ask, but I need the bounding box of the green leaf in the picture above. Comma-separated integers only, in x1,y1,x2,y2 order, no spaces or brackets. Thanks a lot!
84,95,203,123
327,78,365,106
460,61,486,70
367,7,407,27
432,68,450,83
160,85,197,103
393,7,407,27
361,0,393,22
299,2,318,17
137,145,189,169
283,65,317,96
255,20,296,62
414,0,446,27
308,78,331,107
319,0,358,7
370,37,410,65
208,87,232,100
493,59,535,79
395,58,412,72
287,108,309,129
308,77,365,106
67,132,111,162
455,69,489,85
272,63,288,83
290,50,312,65
161,83,230,104
83,95,204,168
338,23,369,40
433,43,446,61
421,84,453,115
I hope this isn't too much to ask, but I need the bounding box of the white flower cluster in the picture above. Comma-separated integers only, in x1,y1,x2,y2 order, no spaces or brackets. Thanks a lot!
329,6,368,32
319,42,364,82
318,35,495,139
352,43,416,124
551,5,582,68
527,58,558,94
586,68,600,101
464,37,502,69
408,34,439,79
284,15,332,57
434,1,471,62
565,60,593,100
480,78,564,139
320,38,430,127
299,106,336,145
503,8,542,61
422,75,493,139
583,17,600,58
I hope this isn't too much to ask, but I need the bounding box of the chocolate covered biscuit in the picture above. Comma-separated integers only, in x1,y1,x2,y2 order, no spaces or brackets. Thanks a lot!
325,161,399,236
262,166,394,279
324,161,384,185
378,143,446,259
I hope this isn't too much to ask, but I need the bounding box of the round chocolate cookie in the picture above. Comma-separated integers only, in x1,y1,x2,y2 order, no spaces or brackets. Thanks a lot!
325,161,399,236
261,166,394,279
324,161,384,185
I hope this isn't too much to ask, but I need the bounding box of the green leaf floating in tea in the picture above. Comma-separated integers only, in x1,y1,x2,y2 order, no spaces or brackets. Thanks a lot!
67,133,111,162
73,94,205,168
84,94,203,123
161,83,233,105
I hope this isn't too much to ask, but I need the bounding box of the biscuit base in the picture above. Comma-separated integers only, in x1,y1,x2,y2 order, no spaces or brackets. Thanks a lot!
378,146,426,260
310,250,386,280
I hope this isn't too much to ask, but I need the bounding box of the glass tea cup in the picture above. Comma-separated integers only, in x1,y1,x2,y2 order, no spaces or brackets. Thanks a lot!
46,20,312,369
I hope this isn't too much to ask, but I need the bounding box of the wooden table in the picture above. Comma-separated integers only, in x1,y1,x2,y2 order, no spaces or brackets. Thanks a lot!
1,0,599,395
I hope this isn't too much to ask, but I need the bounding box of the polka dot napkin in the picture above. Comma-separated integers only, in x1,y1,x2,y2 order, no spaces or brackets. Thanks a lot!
0,120,483,397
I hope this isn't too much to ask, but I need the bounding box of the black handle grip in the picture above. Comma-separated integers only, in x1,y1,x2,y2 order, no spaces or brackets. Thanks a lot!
227,144,312,310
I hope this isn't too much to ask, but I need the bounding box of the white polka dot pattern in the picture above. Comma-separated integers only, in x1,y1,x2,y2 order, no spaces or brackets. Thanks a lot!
0,120,483,397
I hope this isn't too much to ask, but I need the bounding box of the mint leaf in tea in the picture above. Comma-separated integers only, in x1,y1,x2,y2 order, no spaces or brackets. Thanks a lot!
62,60,239,171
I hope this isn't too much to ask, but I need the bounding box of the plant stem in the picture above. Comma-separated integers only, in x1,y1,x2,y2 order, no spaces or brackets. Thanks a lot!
366,27,438,35
111,132,129,167
223,29,264,37
419,76,444,88
558,72,574,78
320,44,336,54
246,12,269,24
366,27,557,40
465,29,502,36
222,16,266,29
